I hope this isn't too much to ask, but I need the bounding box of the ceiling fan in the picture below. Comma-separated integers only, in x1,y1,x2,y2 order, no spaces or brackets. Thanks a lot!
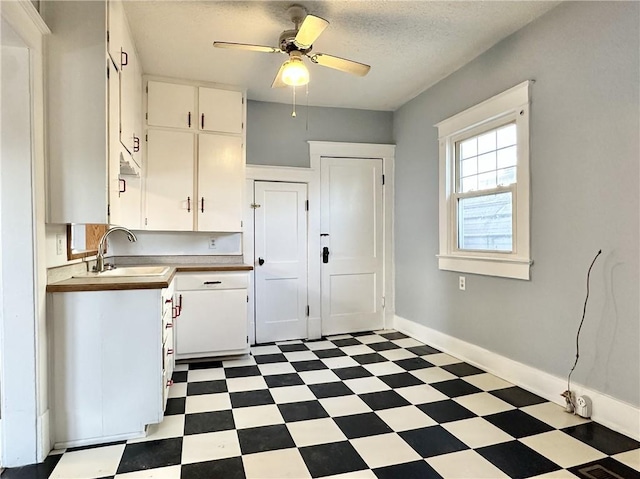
213,4,371,88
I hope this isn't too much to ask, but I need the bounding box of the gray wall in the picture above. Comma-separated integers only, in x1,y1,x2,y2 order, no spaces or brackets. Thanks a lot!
394,2,639,406
247,100,393,167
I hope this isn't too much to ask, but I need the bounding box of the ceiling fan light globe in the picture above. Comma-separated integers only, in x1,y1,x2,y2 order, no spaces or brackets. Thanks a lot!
282,57,309,86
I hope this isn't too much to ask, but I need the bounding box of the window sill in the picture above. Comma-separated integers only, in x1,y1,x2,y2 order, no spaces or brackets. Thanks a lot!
437,254,531,280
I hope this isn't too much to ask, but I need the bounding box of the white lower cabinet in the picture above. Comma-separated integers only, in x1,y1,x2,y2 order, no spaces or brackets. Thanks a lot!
175,272,249,359
50,282,175,448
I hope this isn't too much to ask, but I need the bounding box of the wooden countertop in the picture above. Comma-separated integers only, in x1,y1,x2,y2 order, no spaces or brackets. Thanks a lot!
47,264,253,293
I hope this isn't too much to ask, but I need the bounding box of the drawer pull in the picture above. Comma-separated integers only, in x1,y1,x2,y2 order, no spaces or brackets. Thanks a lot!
167,349,174,355
166,379,174,387
165,298,173,304
166,322,173,329
204,281,222,285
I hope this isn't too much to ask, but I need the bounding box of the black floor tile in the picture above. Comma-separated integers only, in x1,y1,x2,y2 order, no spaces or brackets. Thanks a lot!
562,422,640,455
359,390,410,410
332,338,361,347
253,353,287,364
116,438,183,474
334,366,373,380
477,440,561,479
417,400,476,423
164,397,185,416
441,362,485,377
186,380,227,396
368,341,401,352
278,400,329,422
351,331,375,337
278,343,308,352
171,370,188,383
490,386,547,407
237,424,295,454
180,457,245,479
230,389,274,408
334,412,393,439
352,353,388,365
0,454,62,479
184,410,235,435
568,456,640,479
309,382,354,399
292,360,328,372
379,372,425,389
407,345,441,356
430,379,482,397
485,409,555,438
380,332,409,340
224,365,261,378
393,357,434,371
187,360,223,370
264,373,304,388
400,425,468,458
373,460,442,479
300,441,368,478
314,348,346,359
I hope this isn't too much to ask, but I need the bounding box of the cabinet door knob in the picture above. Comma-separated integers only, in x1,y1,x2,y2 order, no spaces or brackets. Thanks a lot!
188,112,192,128
187,197,191,212
120,50,128,67
201,113,205,129
201,197,205,213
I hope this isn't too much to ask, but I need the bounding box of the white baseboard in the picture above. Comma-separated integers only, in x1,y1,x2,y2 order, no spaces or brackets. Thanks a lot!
394,315,640,441
37,409,50,462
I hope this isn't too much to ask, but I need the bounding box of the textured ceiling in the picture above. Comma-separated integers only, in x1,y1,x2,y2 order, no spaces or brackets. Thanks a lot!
123,1,560,111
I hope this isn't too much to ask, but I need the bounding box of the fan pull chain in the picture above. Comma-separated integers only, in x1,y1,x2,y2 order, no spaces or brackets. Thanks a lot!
305,83,309,131
292,86,297,117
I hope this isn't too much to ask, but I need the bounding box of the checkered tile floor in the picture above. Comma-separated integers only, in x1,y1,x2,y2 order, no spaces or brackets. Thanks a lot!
3,331,640,479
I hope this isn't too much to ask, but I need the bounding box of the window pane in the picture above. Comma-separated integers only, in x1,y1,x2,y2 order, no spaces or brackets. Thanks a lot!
460,138,477,159
461,176,477,193
477,171,497,190
497,145,517,169
458,192,513,252
497,167,516,186
477,151,496,173
497,123,517,148
461,158,477,177
477,131,496,154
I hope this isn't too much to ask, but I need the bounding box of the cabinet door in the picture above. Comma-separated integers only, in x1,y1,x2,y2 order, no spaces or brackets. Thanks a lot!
198,87,243,134
107,0,124,68
107,57,123,226
175,289,247,356
197,134,244,232
147,81,196,130
117,175,142,229
145,129,195,231
119,21,141,165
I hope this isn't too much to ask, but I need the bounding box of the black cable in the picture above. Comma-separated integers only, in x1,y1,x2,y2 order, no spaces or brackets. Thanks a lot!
567,249,602,395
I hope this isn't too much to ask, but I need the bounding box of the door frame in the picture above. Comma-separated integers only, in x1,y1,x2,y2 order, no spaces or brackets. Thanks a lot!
245,141,395,343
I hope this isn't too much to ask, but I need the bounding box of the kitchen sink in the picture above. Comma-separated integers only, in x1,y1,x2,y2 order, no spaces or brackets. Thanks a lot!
74,266,170,278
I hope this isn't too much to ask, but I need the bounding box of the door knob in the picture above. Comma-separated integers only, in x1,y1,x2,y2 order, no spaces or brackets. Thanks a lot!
258,257,265,266
322,247,330,264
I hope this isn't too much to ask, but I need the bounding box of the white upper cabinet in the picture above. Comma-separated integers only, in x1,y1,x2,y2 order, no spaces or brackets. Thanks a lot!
198,88,243,134
106,0,124,68
147,81,196,130
119,19,142,168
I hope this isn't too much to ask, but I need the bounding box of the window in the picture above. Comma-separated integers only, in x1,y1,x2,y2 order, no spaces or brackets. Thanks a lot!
436,81,531,280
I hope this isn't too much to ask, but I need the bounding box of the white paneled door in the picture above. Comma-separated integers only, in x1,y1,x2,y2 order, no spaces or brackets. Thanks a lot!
321,157,384,335
254,181,308,343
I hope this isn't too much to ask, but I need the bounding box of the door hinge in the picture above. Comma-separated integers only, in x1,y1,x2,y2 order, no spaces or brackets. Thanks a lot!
246,335,249,344
240,220,243,228
145,134,148,142
382,174,385,186
306,305,310,316
305,200,309,211
247,295,249,303
146,85,148,93
106,30,110,43
242,97,245,104
382,296,386,309
145,217,148,226
107,204,110,217
106,64,110,79
250,203,261,209
242,122,244,130
145,112,148,121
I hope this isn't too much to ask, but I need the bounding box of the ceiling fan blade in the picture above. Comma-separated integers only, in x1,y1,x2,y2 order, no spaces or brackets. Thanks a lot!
294,14,329,48
308,53,371,76
271,62,287,88
213,42,281,54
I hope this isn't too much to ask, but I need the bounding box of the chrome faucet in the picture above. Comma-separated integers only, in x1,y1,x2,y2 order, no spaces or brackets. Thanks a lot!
94,226,137,273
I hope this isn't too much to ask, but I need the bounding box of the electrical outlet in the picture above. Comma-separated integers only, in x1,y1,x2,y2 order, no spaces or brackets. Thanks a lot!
459,276,466,291
56,234,64,255
208,237,217,249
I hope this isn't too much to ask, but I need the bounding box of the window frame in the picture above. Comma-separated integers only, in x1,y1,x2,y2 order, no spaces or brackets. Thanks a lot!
436,81,532,280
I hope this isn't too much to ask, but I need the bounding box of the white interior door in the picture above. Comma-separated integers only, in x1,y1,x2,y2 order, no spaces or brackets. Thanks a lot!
255,181,308,343
321,157,384,335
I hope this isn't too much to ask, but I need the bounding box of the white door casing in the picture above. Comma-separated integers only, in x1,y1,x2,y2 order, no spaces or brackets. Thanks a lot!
320,157,384,335
254,181,308,343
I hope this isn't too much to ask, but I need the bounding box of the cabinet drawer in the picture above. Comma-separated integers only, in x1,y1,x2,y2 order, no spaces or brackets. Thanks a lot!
175,272,248,290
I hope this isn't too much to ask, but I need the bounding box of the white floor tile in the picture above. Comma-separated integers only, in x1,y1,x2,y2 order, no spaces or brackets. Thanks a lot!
242,448,311,479
344,376,391,394
226,376,268,392
375,405,437,431
223,356,256,367
185,392,231,414
391,338,424,348
613,449,640,471
49,444,125,479
187,368,225,383
442,417,514,448
127,415,184,443
341,344,375,356
167,382,187,398
258,362,295,376
362,361,406,376
351,433,421,469
520,402,591,429
425,353,462,366
378,349,416,361
305,340,337,351
232,404,284,429
251,345,281,355
427,449,510,478
173,363,188,372
454,392,515,416
355,334,387,345
299,369,341,384
527,471,581,478
409,367,457,384
322,470,377,479
395,384,449,405
462,372,513,391
270,385,316,404
287,418,347,447
283,351,318,362
520,430,606,468
115,465,181,478
321,356,360,369
319,396,372,417
181,429,241,464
